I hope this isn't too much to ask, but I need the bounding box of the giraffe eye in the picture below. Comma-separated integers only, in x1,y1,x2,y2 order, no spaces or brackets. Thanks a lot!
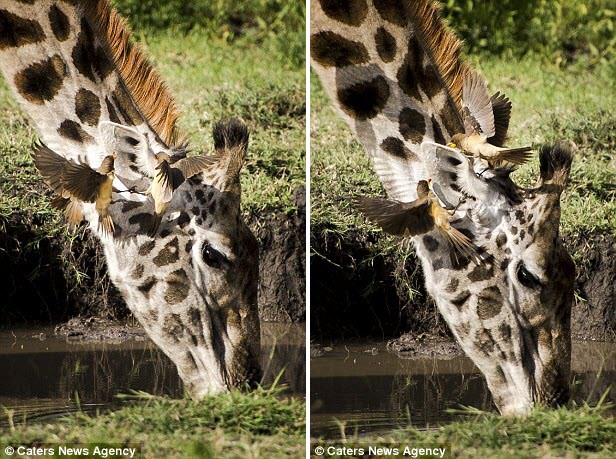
201,243,228,269
517,264,541,289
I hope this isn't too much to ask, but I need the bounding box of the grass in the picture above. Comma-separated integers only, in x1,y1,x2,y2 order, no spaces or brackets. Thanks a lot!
311,55,616,238
0,387,306,459
313,404,615,458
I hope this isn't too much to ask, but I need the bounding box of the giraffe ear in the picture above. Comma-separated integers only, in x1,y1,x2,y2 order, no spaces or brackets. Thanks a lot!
538,141,574,192
99,121,149,157
211,118,249,193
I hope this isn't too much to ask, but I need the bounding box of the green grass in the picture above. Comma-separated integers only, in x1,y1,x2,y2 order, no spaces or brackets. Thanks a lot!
0,387,306,459
311,55,616,238
314,404,615,458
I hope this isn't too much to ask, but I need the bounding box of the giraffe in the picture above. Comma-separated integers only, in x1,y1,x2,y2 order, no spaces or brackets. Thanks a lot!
0,0,261,397
311,0,575,415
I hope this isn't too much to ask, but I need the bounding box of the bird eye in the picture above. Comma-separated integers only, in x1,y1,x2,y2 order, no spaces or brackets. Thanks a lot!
201,243,228,269
517,264,541,289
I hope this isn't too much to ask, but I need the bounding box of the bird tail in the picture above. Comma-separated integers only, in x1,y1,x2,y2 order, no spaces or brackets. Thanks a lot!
497,146,533,165
98,212,115,237
442,227,486,266
148,213,163,238
51,196,84,228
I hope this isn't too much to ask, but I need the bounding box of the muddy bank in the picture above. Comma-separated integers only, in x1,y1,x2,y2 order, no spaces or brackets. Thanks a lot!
311,225,615,341
0,188,305,324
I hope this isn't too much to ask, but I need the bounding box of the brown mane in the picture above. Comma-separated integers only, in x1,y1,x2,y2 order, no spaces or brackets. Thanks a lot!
406,0,469,116
82,0,182,147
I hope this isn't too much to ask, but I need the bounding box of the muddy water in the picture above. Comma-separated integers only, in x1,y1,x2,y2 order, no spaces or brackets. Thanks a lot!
311,340,616,438
0,323,305,427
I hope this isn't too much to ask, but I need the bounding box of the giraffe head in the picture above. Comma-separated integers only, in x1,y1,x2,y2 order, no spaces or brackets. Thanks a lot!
97,119,261,396
418,141,575,414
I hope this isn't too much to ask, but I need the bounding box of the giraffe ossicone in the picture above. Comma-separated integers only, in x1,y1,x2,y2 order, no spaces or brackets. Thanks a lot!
311,0,575,415
0,0,261,396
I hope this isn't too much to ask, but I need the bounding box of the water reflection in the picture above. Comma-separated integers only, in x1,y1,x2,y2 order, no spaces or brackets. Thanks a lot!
311,340,615,438
0,322,305,426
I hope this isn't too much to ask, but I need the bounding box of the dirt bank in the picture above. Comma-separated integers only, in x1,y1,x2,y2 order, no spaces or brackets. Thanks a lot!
0,187,305,325
311,225,615,341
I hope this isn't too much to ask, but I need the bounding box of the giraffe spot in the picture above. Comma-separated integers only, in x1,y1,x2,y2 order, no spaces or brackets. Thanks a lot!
476,329,496,354
72,19,113,83
374,0,408,26
338,76,390,121
396,38,423,101
138,239,156,256
468,262,494,282
423,235,439,252
75,88,101,127
164,268,190,305
457,321,470,336
185,240,193,253
498,323,511,342
15,0,36,3
162,313,184,341
122,200,142,212
495,232,507,247
48,5,70,42
477,286,502,320
494,366,507,384
528,222,535,235
505,248,511,255
399,108,426,144
511,226,518,235
439,107,461,137
183,191,193,202
129,212,151,233
500,258,510,271
451,290,471,309
209,200,217,214
515,209,526,224
185,352,198,369
0,9,45,50
189,206,200,216
195,189,206,203
520,230,526,240
177,211,191,228
58,120,94,143
201,209,209,221
431,116,446,145
112,87,141,126
160,228,172,238
380,137,415,160
452,253,472,271
144,309,158,323
153,237,180,267
447,156,462,166
14,55,66,105
311,31,369,67
375,27,396,62
104,97,121,123
432,258,445,270
188,307,203,329
446,278,459,293
137,276,157,297
318,0,368,26
131,264,144,279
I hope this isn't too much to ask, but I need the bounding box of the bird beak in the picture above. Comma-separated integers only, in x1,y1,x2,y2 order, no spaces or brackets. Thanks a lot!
447,142,457,148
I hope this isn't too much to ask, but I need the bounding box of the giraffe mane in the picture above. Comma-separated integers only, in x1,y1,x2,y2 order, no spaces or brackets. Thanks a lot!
407,0,469,117
82,0,183,147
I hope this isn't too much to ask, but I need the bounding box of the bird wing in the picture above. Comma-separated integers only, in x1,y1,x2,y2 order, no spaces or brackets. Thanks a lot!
174,155,219,181
439,226,484,265
487,92,512,147
32,143,70,194
462,71,495,138
155,160,185,201
352,196,434,237
61,162,109,203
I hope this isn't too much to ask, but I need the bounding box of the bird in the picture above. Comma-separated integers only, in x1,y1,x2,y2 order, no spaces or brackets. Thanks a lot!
353,180,483,264
448,71,532,168
32,143,116,236
147,152,219,236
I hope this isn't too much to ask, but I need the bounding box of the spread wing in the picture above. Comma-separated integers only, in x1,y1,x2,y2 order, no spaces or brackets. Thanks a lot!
32,143,69,194
62,162,109,202
174,155,219,181
353,195,434,236
155,160,185,203
488,92,512,147
462,71,495,137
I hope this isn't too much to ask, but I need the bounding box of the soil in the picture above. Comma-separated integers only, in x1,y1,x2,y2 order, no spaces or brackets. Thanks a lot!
0,187,306,325
310,224,616,342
